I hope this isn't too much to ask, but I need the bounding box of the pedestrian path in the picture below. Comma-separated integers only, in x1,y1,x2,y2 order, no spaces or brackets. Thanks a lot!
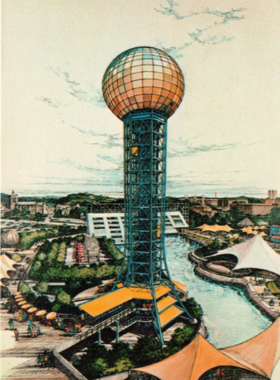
0,303,77,379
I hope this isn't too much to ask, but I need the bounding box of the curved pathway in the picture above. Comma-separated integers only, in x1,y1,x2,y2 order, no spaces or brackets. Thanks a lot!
0,285,76,379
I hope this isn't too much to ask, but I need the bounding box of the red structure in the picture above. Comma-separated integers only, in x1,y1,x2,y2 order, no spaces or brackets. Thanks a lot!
76,243,84,263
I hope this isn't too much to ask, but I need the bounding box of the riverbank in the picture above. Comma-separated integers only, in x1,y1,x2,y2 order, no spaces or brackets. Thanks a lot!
189,250,280,321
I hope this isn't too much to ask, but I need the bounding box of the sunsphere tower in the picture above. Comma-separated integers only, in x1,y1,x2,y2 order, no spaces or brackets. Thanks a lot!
81,47,194,345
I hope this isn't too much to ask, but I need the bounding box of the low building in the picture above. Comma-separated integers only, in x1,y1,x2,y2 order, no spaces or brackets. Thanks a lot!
87,212,189,244
217,198,248,212
9,190,47,215
230,203,277,216
271,236,280,244
55,204,72,215
190,205,217,218
270,225,280,244
270,225,280,236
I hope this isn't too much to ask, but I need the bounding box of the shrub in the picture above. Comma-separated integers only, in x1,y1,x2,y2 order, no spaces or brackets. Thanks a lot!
11,253,22,262
32,261,42,272
36,281,49,294
51,302,62,312
132,335,163,367
47,243,59,264
105,239,123,261
37,252,47,261
114,358,133,373
167,325,196,351
183,297,203,319
57,290,71,305
19,282,31,295
26,292,36,304
34,295,52,310
108,342,131,367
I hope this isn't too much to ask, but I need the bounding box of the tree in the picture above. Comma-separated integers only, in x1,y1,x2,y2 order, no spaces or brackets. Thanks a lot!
36,281,49,294
32,261,42,272
269,208,280,226
108,342,131,367
114,358,133,373
189,216,196,230
26,292,36,304
34,213,44,221
167,325,196,351
183,297,203,319
132,335,163,367
34,295,52,310
211,238,223,251
57,290,71,305
21,207,29,216
19,282,31,295
37,252,46,261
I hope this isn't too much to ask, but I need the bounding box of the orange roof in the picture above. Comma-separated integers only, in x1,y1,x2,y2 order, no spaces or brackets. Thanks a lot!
127,284,170,300
35,310,47,316
241,226,258,235
157,296,176,313
46,312,57,320
104,278,116,285
153,285,170,299
197,224,233,233
27,307,38,313
172,280,186,292
80,284,172,318
222,318,280,378
160,305,183,327
136,335,265,380
18,301,27,306
80,287,133,317
129,287,154,300
21,304,31,309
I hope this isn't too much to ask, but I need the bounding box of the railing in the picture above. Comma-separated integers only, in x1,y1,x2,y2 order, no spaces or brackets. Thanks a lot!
57,313,80,321
111,315,153,331
74,306,135,342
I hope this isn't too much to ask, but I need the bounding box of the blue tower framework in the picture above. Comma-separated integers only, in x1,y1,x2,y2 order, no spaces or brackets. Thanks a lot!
81,47,194,345
122,110,168,286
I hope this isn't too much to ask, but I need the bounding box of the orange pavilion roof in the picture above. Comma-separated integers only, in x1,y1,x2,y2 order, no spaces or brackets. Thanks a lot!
80,287,133,317
80,284,171,318
157,296,176,313
135,334,265,380
172,280,186,292
159,305,183,327
222,318,280,378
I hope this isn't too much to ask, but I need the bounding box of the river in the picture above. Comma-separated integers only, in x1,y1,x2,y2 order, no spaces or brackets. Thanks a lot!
165,235,271,348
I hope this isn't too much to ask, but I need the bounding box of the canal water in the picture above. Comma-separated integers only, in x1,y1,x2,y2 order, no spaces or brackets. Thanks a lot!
165,235,271,348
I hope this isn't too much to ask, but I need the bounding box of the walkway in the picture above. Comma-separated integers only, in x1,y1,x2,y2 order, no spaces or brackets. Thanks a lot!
0,297,76,379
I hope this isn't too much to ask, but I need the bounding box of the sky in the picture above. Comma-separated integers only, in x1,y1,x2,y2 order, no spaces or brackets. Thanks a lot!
2,0,280,198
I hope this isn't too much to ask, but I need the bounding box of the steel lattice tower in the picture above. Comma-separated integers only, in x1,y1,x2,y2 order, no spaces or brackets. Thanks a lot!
101,46,194,343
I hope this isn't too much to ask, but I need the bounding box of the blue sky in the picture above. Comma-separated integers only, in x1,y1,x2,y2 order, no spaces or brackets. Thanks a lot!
2,0,280,198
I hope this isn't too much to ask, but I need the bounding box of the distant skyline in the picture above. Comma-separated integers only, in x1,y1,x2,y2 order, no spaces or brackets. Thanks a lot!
2,0,280,198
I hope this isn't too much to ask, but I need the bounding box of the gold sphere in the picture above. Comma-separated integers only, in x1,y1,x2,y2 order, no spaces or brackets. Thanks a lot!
102,46,185,120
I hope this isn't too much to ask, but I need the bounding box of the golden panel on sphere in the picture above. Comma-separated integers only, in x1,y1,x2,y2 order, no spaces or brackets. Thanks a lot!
102,46,185,120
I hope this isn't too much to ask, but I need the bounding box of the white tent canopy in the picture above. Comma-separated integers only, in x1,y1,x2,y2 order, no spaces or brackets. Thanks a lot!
210,235,280,276
237,217,254,227
0,254,17,271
